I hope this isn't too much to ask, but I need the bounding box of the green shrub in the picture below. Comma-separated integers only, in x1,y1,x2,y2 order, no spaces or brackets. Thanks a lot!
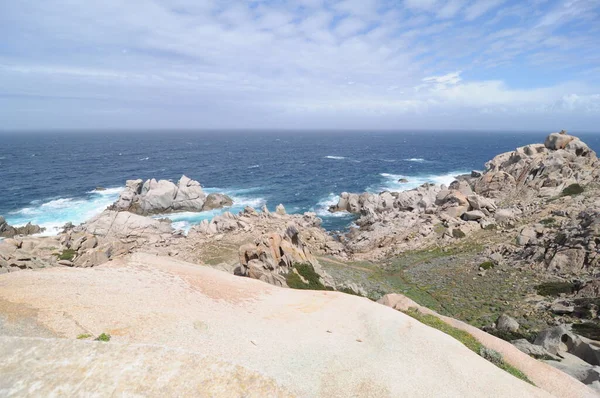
77,333,92,340
479,261,495,270
561,184,584,197
57,249,77,261
572,322,600,341
452,229,466,239
487,329,536,343
95,333,111,342
535,281,575,297
338,287,363,296
539,218,556,226
286,263,327,291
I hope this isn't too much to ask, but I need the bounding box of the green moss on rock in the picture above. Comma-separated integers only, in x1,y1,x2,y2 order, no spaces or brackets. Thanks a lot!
561,183,584,197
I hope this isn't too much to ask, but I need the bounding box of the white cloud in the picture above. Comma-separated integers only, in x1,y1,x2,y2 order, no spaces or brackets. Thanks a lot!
0,0,598,130
464,0,506,21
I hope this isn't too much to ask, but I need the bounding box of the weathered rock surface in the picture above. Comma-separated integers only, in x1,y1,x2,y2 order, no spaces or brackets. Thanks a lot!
0,254,566,397
110,175,232,215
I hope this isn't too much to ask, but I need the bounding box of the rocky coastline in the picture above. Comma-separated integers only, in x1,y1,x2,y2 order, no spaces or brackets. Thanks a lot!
2,131,600,394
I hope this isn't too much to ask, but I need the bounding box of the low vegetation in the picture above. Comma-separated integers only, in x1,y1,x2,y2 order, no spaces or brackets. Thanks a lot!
572,322,600,341
403,309,533,385
535,281,576,297
479,261,495,270
95,333,111,342
561,183,584,197
77,333,92,340
539,218,556,226
286,263,328,290
57,249,77,261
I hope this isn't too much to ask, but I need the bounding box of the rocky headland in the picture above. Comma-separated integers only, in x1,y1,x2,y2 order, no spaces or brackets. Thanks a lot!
1,131,600,395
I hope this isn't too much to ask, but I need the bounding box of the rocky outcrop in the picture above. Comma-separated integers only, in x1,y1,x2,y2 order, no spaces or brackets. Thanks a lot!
0,210,178,274
0,216,44,238
498,206,600,277
328,181,499,258
110,175,232,215
237,224,333,288
472,132,597,200
510,325,600,392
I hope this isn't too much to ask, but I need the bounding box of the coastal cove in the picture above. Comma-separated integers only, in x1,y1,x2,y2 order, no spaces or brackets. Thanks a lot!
2,130,599,235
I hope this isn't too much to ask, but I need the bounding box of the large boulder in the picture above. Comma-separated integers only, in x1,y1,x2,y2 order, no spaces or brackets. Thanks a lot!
110,175,232,215
496,314,520,333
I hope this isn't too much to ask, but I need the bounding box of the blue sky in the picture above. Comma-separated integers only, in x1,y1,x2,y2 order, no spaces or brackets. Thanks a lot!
1,0,599,130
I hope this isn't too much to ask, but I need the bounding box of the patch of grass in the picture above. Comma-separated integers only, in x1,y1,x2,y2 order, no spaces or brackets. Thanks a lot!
286,263,327,290
57,249,77,261
95,333,111,342
403,309,533,385
535,281,575,297
561,183,584,197
479,261,495,270
404,309,481,351
483,224,497,230
539,218,556,226
452,229,466,239
77,333,92,340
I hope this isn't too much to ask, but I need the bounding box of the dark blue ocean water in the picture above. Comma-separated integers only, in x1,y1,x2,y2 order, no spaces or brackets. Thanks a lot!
1,130,599,234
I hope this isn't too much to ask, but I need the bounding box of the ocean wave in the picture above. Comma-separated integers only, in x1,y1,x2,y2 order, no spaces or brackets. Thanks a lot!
139,157,150,161
370,170,469,193
325,156,345,160
247,165,260,169
4,187,123,236
86,187,124,196
311,193,349,218
403,158,427,163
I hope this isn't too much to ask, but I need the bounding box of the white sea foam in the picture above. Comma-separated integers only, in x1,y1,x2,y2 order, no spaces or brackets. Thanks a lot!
404,158,427,163
325,156,345,160
151,186,268,234
247,164,260,169
312,193,349,218
139,157,150,161
370,171,468,193
5,187,123,236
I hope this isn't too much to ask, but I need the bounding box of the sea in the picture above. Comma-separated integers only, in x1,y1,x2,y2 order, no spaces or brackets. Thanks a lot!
1,130,599,235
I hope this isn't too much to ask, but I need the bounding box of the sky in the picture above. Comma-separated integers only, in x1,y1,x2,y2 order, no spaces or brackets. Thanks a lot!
1,0,599,131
